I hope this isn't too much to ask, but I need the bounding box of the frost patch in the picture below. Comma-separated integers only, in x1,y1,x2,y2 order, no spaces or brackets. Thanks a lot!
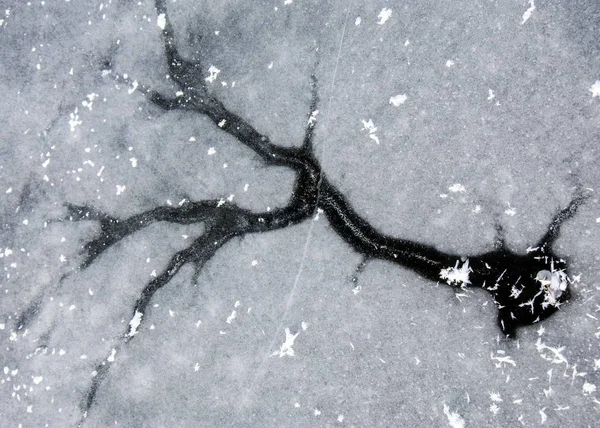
377,8,392,25
271,327,299,357
440,259,471,286
389,94,407,106
128,310,143,337
157,13,166,30
442,403,465,428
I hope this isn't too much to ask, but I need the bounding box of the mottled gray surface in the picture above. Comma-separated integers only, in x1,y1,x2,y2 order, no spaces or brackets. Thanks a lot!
1,0,600,427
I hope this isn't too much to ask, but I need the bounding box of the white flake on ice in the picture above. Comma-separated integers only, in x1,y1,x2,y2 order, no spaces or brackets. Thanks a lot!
116,185,126,195
583,382,596,395
377,8,392,25
590,80,600,98
446,60,455,68
226,310,237,324
33,376,43,384
205,65,220,83
307,109,319,126
207,147,216,155
157,13,166,30
361,118,380,144
521,0,535,25
69,108,82,132
535,339,568,366
271,328,299,357
442,403,465,428
389,94,407,106
355,17,361,26
128,80,138,95
449,183,466,193
107,348,116,362
491,352,516,368
440,260,472,286
128,310,143,337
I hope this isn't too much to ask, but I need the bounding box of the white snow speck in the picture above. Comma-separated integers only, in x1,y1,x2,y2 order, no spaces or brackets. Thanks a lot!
207,147,216,155
487,89,495,100
33,376,43,384
271,328,299,357
129,157,137,167
355,17,361,26
449,183,466,193
116,185,126,195
505,207,517,216
301,321,309,331
443,403,465,428
205,65,220,83
521,0,535,25
389,94,407,106
157,13,166,29
539,408,547,424
128,310,143,337
446,60,455,68
377,8,392,25
284,0,293,5
590,80,600,98
218,119,226,128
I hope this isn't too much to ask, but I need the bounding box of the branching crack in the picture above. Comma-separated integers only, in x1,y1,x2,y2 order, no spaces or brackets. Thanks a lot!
29,1,589,424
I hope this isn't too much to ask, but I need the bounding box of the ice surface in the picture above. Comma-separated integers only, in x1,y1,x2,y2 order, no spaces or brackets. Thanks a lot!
1,0,600,427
